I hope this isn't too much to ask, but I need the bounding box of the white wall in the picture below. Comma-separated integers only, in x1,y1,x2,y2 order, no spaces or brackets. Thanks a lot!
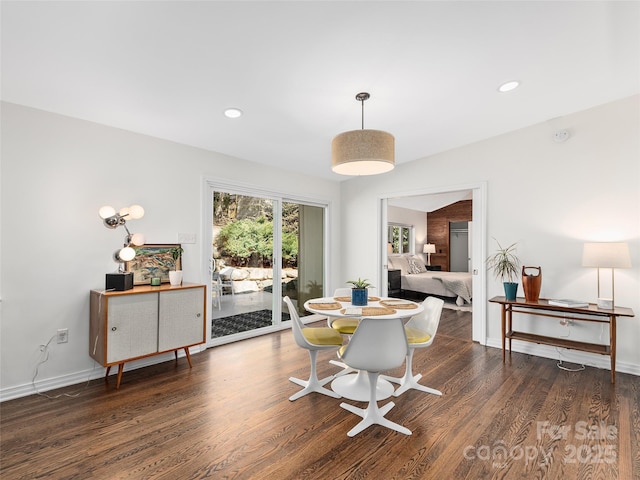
340,95,640,374
387,205,428,255
0,102,342,400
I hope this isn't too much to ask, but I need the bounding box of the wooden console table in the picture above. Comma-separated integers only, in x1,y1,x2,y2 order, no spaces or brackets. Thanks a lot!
489,296,634,383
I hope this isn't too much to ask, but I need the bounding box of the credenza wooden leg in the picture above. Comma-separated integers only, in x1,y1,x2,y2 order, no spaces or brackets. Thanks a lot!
116,363,124,390
184,347,193,368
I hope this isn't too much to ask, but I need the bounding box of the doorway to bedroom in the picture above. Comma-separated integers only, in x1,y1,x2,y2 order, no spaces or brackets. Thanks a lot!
380,183,486,344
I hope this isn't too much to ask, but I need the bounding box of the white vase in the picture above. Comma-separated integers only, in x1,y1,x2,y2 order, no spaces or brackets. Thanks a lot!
169,270,183,286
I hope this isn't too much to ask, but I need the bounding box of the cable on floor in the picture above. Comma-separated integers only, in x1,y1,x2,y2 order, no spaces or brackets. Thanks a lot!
32,334,96,400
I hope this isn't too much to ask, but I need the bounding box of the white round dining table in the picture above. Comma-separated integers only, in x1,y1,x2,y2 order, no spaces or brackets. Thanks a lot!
304,296,423,401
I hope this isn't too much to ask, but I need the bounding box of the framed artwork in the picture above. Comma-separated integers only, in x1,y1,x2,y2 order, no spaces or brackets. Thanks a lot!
125,244,181,285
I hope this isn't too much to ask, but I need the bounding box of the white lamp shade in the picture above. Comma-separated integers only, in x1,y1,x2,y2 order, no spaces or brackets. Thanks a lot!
423,243,436,254
98,205,116,219
130,233,145,246
331,130,395,175
128,204,145,219
119,207,130,218
582,242,631,268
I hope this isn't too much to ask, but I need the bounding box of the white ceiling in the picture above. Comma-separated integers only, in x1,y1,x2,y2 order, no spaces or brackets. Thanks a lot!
2,1,638,181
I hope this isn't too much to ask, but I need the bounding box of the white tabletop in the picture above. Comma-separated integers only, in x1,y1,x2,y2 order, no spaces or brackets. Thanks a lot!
304,296,423,319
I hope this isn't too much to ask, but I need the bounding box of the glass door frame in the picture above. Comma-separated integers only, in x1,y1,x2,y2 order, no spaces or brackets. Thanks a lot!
202,177,329,347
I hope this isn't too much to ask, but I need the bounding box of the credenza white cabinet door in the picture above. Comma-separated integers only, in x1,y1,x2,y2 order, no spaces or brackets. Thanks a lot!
158,288,205,352
107,293,159,363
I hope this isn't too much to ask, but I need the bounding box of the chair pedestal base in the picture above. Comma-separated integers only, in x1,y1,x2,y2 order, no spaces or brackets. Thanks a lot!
289,375,339,401
329,359,356,377
382,372,443,397
331,370,394,401
381,348,443,397
340,371,411,436
289,350,340,401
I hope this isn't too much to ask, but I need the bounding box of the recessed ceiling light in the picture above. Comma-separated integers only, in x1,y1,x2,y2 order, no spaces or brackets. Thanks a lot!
224,108,243,118
498,80,520,93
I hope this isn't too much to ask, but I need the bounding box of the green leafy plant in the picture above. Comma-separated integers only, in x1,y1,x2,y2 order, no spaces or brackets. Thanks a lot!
486,239,520,283
216,217,298,267
346,277,373,289
169,246,184,270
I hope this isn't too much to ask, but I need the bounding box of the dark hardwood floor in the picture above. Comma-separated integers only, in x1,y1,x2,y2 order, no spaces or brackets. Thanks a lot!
1,309,639,479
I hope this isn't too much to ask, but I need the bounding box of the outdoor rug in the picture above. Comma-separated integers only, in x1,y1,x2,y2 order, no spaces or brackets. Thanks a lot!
212,309,290,338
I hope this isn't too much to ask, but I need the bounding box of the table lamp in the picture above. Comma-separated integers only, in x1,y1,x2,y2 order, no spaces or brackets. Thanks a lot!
423,243,436,266
582,242,631,309
99,204,145,290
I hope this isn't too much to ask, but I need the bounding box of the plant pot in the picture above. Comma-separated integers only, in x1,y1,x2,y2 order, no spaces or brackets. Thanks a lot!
169,270,183,286
522,266,542,302
503,282,518,301
351,288,368,306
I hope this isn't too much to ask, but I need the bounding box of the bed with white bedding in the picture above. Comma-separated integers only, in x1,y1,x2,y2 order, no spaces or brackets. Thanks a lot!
388,255,472,305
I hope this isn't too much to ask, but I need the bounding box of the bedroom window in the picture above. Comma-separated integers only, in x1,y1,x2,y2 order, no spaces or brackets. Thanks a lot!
388,224,413,254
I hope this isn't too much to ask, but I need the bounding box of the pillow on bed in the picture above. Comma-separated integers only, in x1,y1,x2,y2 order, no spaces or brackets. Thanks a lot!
410,255,427,272
392,255,410,275
387,256,397,270
408,256,427,274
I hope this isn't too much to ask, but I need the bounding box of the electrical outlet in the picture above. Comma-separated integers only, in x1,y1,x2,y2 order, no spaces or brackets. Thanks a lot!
57,328,69,344
177,233,196,244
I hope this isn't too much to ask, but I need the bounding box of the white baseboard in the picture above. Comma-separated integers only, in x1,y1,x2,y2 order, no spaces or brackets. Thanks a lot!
0,345,207,403
485,338,640,377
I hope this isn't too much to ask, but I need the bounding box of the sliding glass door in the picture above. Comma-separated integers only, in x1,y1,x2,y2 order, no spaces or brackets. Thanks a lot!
284,202,324,314
211,192,275,339
208,186,326,344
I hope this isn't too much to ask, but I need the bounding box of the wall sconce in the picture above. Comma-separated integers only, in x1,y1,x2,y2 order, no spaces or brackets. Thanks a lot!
99,204,145,290
423,243,436,266
582,242,631,309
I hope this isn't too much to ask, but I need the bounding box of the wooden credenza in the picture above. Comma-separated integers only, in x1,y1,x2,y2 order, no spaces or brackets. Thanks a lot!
90,283,206,389
489,296,634,383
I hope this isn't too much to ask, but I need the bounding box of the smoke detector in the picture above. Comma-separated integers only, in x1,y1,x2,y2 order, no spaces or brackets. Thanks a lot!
553,129,570,143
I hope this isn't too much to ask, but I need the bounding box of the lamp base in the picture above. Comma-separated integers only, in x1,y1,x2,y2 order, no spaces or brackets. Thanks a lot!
106,272,134,291
596,298,613,310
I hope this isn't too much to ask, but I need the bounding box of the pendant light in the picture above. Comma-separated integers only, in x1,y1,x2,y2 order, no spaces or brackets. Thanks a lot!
331,92,395,176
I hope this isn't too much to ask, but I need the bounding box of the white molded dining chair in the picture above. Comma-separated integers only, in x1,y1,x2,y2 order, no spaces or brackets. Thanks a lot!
328,286,379,334
381,296,444,397
338,316,411,436
328,288,359,333
283,296,344,401
328,288,358,376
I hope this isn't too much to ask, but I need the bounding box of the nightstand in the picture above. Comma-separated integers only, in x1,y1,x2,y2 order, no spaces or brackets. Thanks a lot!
387,269,401,297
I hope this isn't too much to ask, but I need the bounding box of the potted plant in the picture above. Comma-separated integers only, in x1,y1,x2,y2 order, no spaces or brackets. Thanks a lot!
486,239,520,301
168,246,184,286
346,277,373,306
